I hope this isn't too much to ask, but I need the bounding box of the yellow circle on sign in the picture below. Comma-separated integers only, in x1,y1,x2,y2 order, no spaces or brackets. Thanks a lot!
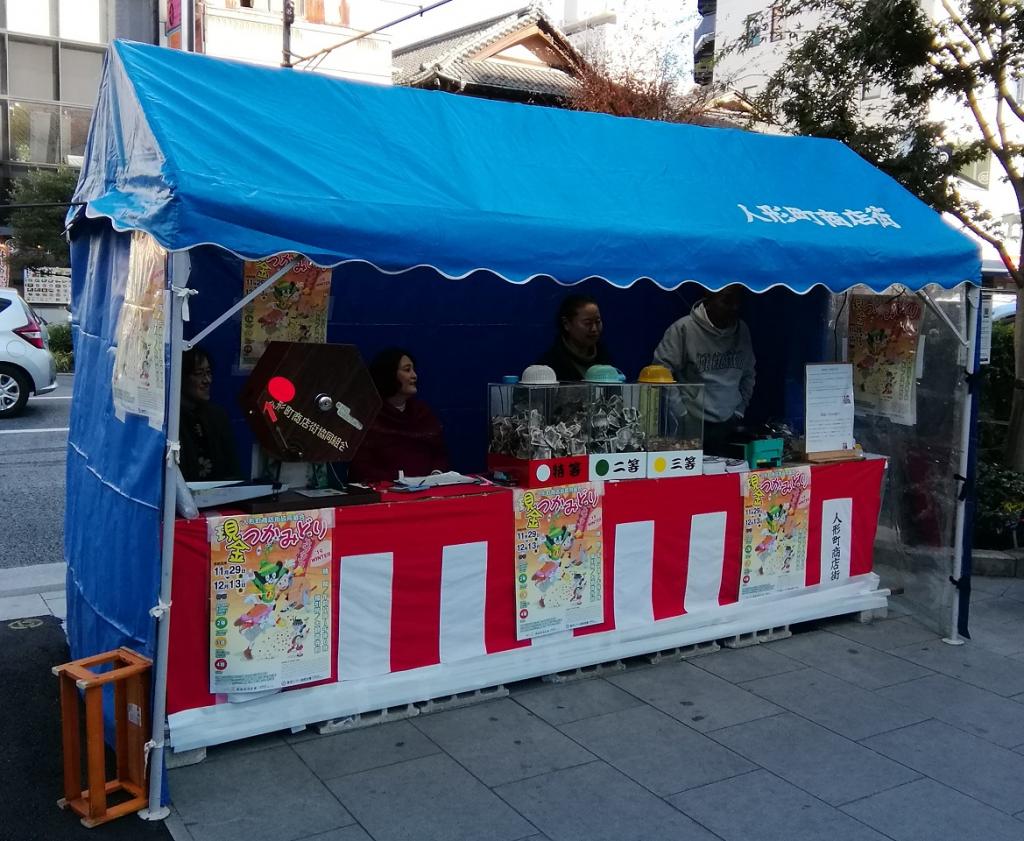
653,457,667,473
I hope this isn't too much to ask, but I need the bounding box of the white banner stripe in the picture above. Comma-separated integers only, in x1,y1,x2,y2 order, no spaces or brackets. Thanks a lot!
440,542,489,663
338,552,393,680
614,521,655,629
821,498,853,585
686,511,727,613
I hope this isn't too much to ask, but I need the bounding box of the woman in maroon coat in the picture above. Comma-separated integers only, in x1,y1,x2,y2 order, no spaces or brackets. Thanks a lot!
348,348,449,483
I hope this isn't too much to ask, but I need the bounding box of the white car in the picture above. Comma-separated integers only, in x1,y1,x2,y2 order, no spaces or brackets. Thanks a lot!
0,289,57,418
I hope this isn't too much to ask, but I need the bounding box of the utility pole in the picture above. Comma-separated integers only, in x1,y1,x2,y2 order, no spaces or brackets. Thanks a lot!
282,0,295,67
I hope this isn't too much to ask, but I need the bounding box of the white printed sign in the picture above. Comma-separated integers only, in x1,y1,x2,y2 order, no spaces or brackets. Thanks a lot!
820,498,852,585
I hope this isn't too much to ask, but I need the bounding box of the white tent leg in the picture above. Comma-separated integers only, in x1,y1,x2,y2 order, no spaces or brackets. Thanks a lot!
140,250,190,820
943,284,980,646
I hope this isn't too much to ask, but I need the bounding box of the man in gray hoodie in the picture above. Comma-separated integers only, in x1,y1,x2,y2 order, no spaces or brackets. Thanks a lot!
653,286,756,455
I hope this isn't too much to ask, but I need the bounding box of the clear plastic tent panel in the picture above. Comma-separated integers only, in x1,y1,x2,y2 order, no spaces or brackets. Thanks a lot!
829,285,968,634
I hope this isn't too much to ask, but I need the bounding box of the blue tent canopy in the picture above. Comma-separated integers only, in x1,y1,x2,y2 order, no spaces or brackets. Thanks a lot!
74,40,979,294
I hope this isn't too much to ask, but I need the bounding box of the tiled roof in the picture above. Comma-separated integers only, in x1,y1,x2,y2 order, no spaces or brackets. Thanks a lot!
393,5,580,99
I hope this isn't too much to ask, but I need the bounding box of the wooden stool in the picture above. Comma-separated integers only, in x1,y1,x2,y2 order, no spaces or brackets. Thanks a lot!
53,647,151,828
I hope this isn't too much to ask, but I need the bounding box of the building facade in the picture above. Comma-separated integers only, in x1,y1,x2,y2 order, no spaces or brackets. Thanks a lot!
162,0,393,84
0,0,157,209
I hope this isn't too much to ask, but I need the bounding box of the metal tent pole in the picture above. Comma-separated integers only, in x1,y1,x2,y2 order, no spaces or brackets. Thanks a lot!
139,250,190,820
944,283,980,645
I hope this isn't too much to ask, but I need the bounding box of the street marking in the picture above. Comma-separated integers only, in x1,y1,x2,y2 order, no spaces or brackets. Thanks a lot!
8,618,44,630
0,427,69,435
32,395,71,401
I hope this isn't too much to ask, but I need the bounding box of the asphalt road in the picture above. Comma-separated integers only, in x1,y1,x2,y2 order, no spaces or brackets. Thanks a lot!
0,374,73,569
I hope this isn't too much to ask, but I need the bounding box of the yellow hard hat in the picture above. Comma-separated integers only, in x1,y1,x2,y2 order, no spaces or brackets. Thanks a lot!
638,364,675,383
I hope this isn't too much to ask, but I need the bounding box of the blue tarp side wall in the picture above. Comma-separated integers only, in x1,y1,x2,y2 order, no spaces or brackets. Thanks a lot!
73,41,980,294
188,247,830,472
65,217,164,662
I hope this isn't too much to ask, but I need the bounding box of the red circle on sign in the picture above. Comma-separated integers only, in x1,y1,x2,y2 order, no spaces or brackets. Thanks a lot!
267,376,296,403
519,609,529,619
214,658,228,671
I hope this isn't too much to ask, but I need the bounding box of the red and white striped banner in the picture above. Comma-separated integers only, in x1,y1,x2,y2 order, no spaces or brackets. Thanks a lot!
168,459,884,720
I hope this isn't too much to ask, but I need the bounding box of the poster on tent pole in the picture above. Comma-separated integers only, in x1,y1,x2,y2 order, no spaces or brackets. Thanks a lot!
208,509,335,695
740,466,812,600
514,483,604,640
239,254,332,369
847,294,924,426
111,231,167,429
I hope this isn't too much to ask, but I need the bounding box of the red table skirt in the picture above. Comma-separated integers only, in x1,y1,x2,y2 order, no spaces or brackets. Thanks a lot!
168,460,885,726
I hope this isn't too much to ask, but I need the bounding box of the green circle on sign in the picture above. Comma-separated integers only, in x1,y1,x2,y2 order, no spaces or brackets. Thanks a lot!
595,459,610,477
215,617,228,629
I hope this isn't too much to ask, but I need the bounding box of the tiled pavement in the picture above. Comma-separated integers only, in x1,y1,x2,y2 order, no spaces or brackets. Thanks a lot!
162,581,1024,841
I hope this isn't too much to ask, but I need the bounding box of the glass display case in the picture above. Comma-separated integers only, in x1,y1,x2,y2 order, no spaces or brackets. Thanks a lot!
585,382,648,480
639,382,705,478
488,382,590,487
488,381,706,486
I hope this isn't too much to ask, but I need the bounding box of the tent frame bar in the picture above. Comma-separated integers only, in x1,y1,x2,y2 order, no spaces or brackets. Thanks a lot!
918,288,969,348
183,256,302,351
140,250,190,820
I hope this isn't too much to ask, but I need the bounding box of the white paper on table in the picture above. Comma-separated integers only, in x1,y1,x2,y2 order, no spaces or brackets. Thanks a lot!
394,471,480,489
805,363,856,454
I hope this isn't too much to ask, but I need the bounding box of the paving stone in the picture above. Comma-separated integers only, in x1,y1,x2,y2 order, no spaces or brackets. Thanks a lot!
741,667,927,740
970,576,1014,598
711,712,918,806
770,630,933,689
862,719,1024,814
293,720,439,780
669,769,890,841
0,593,49,621
691,644,803,683
559,704,754,796
608,659,782,732
828,617,938,651
969,596,1024,625
495,760,720,841
963,616,1024,657
841,778,1024,841
512,678,643,726
298,828,374,841
890,638,1024,696
42,594,66,620
877,673,1024,748
169,745,355,841
411,698,593,787
1000,579,1024,603
204,731,287,763
328,754,533,841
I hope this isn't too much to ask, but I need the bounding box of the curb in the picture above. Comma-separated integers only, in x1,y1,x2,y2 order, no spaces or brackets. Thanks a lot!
0,562,66,599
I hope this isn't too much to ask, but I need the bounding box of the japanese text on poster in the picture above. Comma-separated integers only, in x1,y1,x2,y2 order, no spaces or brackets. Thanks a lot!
23,267,71,304
112,231,167,429
239,254,331,369
847,294,923,426
740,466,811,599
514,483,604,640
209,509,335,694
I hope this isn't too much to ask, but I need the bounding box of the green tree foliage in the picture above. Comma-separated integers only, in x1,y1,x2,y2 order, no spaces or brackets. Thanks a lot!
752,0,1022,283
8,167,79,273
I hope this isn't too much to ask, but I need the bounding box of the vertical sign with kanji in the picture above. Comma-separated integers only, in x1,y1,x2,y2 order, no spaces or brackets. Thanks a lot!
820,498,852,584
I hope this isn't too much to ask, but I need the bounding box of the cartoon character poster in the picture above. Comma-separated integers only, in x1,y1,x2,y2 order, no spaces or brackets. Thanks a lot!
847,294,923,426
111,231,167,429
239,254,332,369
740,466,811,600
208,509,334,694
514,483,604,640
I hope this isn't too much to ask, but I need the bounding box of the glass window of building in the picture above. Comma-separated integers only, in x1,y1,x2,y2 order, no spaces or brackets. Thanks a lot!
58,0,108,44
60,47,104,105
9,40,58,101
10,101,61,164
61,105,91,162
6,0,56,37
